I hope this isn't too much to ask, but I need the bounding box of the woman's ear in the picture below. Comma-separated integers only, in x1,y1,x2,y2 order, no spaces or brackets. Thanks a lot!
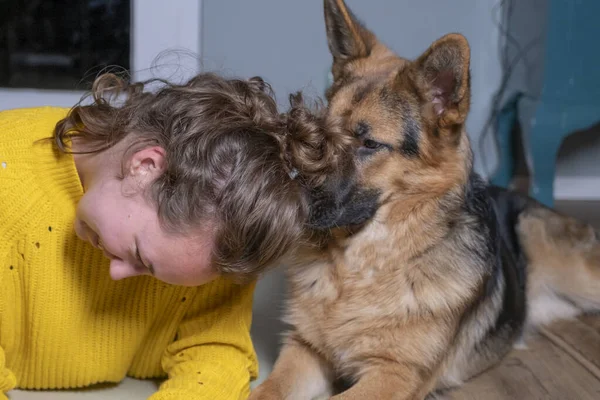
128,146,167,185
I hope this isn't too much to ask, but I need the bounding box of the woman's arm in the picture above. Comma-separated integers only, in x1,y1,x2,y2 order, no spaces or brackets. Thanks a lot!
150,279,258,400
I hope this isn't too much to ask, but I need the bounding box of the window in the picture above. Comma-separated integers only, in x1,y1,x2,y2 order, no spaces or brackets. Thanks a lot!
0,0,200,111
0,0,131,91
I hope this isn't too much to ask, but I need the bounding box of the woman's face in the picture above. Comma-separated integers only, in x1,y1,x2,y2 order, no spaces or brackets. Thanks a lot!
73,145,219,287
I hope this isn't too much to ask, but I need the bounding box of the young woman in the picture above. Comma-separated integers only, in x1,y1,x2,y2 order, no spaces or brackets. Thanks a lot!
0,72,350,399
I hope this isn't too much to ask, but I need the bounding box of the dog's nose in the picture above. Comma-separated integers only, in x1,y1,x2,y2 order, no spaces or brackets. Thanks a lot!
307,187,342,229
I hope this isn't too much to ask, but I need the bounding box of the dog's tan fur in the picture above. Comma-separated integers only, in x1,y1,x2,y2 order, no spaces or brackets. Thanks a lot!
520,208,600,326
250,1,600,399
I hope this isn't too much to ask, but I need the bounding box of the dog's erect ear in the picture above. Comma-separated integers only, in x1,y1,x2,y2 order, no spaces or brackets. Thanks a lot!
324,0,376,77
409,34,471,128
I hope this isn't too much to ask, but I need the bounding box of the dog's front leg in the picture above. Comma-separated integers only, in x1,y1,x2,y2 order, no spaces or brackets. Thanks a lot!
331,366,435,400
249,337,335,400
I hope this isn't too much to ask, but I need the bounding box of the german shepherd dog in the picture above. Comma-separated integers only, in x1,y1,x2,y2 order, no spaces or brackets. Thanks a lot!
250,0,600,398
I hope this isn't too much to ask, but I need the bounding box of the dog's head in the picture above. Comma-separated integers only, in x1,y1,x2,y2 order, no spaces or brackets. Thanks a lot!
309,0,473,230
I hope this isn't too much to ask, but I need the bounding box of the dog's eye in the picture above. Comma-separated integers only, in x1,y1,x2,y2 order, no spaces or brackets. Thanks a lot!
362,139,383,150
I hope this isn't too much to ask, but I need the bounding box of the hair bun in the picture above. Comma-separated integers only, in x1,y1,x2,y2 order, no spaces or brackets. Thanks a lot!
282,92,354,187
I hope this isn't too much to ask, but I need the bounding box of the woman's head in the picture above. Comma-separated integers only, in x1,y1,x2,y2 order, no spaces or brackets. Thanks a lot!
56,72,352,286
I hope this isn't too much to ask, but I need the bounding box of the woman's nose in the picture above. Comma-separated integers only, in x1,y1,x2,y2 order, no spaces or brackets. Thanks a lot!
109,259,145,281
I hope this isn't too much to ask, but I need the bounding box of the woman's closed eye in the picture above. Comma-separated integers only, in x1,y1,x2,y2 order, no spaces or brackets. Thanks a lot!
135,246,154,275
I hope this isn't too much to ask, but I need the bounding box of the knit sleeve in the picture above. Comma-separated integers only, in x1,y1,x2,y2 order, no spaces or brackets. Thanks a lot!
149,279,258,400
0,346,16,398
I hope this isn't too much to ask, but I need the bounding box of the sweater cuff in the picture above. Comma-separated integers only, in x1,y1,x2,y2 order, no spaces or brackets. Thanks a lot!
151,347,252,400
0,371,16,394
0,356,17,395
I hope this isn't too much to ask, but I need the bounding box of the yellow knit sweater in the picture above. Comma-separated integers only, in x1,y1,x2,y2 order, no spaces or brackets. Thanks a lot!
0,107,258,400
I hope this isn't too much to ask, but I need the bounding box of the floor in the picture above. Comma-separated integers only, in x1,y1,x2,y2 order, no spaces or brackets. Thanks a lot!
451,200,600,400
9,378,156,400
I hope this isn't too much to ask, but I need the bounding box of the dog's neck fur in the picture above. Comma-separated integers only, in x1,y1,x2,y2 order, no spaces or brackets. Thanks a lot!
320,127,474,265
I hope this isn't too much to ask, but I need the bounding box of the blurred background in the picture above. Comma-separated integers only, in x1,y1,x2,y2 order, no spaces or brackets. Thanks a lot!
2,0,599,396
